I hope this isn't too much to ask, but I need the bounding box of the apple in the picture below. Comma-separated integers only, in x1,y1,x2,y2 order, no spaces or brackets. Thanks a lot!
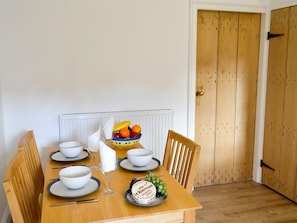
113,133,121,139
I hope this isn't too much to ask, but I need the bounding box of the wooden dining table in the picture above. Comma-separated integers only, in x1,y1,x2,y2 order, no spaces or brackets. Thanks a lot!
41,143,202,223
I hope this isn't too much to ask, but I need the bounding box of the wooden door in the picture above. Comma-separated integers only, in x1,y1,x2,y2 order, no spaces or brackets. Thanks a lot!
283,6,297,202
262,6,297,202
195,10,260,187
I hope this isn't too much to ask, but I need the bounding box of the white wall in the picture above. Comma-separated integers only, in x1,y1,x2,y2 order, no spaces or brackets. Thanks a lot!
0,0,191,156
270,0,297,9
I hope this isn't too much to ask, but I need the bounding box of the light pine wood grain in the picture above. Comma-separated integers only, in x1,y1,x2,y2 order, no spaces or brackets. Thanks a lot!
215,11,238,184
195,10,218,187
234,13,260,182
263,6,297,202
195,10,260,187
163,130,201,193
41,147,202,223
262,6,289,196
3,150,41,223
18,130,44,197
279,5,297,202
193,181,297,223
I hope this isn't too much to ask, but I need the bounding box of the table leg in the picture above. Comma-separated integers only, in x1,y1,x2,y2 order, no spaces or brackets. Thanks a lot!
184,209,195,223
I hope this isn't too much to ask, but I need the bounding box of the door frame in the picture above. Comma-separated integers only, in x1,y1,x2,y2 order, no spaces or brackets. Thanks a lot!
187,1,270,183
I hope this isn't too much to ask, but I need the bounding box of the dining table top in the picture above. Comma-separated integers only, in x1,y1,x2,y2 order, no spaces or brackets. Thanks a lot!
41,142,202,223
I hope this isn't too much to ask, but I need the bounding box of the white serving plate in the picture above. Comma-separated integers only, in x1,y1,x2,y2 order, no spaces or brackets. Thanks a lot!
47,177,100,198
50,150,89,162
119,157,160,172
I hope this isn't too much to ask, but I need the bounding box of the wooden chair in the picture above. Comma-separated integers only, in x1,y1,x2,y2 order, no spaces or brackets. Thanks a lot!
163,130,201,193
3,150,41,223
18,130,44,196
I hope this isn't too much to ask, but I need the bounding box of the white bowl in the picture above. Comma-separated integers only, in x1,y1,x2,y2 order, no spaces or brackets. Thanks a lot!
59,166,92,189
59,141,83,158
127,148,153,167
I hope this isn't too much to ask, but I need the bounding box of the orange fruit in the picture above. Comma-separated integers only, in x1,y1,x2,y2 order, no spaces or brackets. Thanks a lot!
132,124,141,134
119,128,130,138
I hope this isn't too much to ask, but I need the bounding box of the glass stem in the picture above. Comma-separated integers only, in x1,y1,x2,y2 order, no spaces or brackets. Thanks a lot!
106,174,111,190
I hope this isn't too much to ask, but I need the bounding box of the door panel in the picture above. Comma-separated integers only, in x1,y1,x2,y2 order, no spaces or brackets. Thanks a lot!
262,7,289,192
215,12,238,184
195,11,218,186
263,6,297,202
234,13,260,181
195,11,260,187
282,6,297,200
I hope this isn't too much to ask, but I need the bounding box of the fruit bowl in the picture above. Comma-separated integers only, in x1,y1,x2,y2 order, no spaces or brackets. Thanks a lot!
111,134,141,148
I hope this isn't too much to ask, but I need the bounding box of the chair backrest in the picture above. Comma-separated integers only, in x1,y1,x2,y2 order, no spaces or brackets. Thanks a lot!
163,130,201,193
18,130,44,194
3,150,41,223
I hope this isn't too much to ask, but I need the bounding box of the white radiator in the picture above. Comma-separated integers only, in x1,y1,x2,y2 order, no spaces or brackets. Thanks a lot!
59,109,174,161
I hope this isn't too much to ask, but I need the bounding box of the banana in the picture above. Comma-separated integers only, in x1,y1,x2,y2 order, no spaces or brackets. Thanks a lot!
113,121,131,132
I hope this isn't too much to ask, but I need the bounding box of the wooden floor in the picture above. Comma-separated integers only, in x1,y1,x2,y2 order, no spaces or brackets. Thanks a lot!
192,181,297,223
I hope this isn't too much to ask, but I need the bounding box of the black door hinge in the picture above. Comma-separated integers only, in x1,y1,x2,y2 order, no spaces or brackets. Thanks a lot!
260,160,275,171
267,32,284,40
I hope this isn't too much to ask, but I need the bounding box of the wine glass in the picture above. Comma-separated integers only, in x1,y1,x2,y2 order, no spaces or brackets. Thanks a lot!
99,157,117,196
86,145,99,170
86,127,102,170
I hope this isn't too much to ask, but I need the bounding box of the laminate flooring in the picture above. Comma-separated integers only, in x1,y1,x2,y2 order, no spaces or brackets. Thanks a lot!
192,181,297,223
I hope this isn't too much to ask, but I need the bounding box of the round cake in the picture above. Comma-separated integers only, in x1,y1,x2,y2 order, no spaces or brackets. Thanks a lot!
130,180,156,204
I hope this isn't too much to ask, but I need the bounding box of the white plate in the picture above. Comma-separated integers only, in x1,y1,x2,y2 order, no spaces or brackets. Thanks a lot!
124,190,167,207
119,157,160,172
50,150,89,162
47,177,100,198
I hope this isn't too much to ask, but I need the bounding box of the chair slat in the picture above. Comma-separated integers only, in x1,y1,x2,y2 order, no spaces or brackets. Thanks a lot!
163,130,201,193
3,150,41,223
18,130,44,195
